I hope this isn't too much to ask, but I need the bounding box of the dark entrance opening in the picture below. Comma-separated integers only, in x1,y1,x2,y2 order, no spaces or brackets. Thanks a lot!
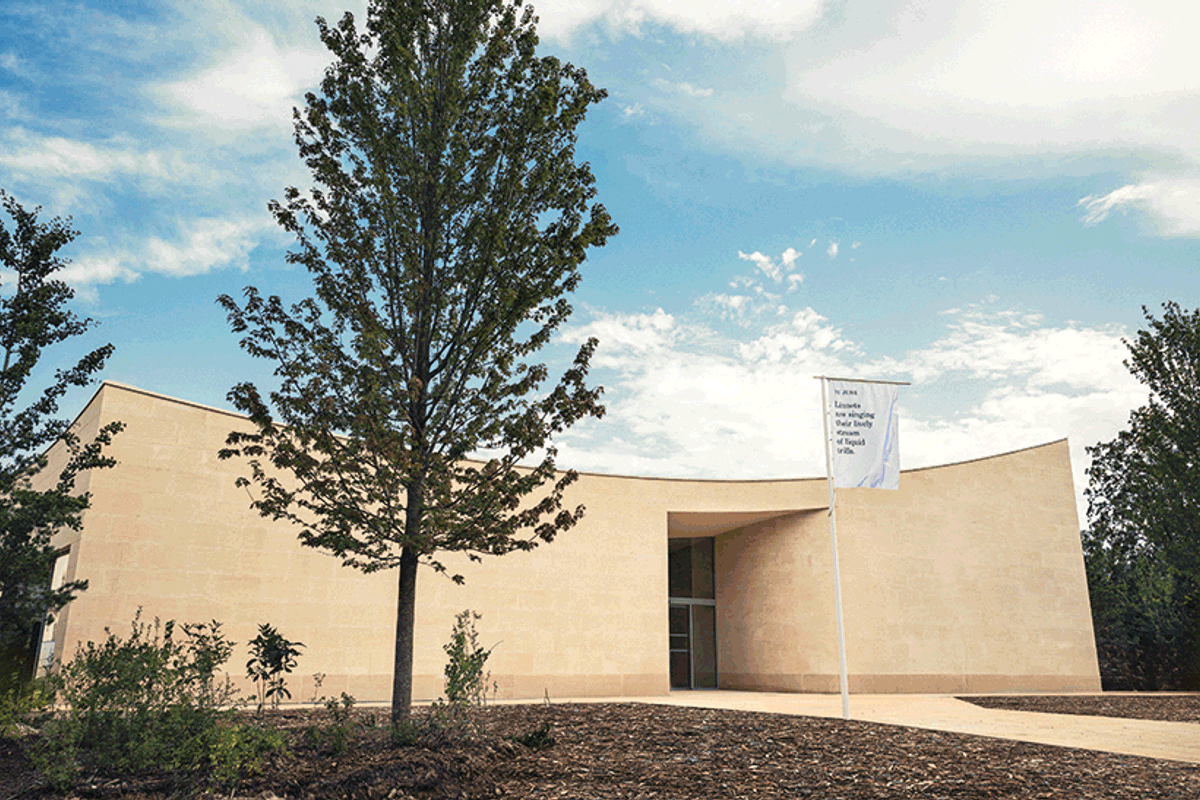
668,537,717,689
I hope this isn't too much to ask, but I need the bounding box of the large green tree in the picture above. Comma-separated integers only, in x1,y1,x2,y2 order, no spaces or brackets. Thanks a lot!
0,190,123,688
1084,302,1200,689
218,0,615,723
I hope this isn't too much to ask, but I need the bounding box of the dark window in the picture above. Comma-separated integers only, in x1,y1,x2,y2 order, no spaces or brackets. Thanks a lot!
669,537,714,599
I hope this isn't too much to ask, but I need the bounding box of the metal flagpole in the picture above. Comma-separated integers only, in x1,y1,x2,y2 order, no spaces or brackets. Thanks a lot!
820,376,851,720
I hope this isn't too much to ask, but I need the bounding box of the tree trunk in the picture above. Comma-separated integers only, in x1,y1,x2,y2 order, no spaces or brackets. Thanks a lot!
391,544,420,726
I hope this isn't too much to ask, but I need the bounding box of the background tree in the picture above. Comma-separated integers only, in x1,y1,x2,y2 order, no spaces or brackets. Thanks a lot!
218,0,615,724
0,190,123,690
1081,527,1188,689
1084,301,1199,689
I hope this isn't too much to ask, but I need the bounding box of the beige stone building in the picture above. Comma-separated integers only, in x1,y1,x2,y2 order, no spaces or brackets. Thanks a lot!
33,381,1101,701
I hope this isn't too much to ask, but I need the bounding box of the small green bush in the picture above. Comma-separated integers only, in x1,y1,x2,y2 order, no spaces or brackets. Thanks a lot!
506,721,555,751
323,691,357,755
443,610,496,711
389,610,498,748
390,715,423,746
434,609,496,736
302,687,360,755
0,676,55,737
389,706,454,748
25,714,82,791
245,623,304,713
207,721,287,788
24,610,286,791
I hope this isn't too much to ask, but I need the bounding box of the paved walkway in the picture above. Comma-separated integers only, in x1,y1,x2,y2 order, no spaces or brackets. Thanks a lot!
484,691,1200,764
620,691,1200,765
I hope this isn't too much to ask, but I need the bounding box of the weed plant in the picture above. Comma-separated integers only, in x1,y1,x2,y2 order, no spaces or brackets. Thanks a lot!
302,690,360,755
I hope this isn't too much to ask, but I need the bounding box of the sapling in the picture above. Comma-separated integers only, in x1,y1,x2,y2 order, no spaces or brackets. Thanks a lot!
245,624,304,713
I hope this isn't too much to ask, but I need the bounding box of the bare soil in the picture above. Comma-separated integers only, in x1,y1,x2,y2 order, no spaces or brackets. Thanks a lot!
3,695,1198,800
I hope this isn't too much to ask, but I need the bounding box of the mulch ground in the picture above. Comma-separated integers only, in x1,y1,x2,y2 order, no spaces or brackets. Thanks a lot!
959,693,1200,723
2,695,1199,800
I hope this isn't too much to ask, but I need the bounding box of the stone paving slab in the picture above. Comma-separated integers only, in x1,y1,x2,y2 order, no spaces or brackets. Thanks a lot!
631,691,1200,765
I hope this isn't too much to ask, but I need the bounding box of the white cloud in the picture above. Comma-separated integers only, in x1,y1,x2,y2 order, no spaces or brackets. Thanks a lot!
59,256,140,287
1079,178,1200,237
60,216,273,289
793,0,1200,136
154,27,328,132
0,128,238,220
674,82,712,98
576,307,678,366
534,0,827,42
826,241,838,258
143,217,265,277
705,248,810,316
0,130,170,182
555,256,1146,523
604,0,1200,196
655,79,714,99
884,306,1134,390
737,250,778,282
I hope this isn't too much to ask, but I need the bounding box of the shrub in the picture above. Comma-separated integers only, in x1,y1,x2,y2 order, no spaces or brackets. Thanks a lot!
303,674,360,755
442,609,496,713
24,610,286,790
207,720,287,789
0,676,55,738
245,623,304,713
390,610,498,746
47,611,237,774
324,691,357,755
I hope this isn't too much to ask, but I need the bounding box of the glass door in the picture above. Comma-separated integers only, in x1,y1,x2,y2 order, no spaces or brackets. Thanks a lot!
668,537,717,689
669,604,691,688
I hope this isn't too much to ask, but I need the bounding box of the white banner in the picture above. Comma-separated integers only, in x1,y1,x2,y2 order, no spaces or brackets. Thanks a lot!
828,379,901,490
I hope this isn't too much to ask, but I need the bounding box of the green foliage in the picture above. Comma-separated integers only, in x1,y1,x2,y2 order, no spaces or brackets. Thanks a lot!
309,671,326,703
389,714,425,746
0,675,54,737
388,703,457,748
302,690,360,755
1082,529,1188,689
245,623,304,712
1085,302,1200,689
25,713,82,791
0,189,123,685
323,691,357,755
206,720,287,789
443,609,496,711
506,721,554,750
388,610,497,745
56,611,236,717
23,610,285,791
216,0,614,724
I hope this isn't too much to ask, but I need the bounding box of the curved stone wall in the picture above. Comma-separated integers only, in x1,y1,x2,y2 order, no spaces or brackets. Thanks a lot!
45,382,1100,700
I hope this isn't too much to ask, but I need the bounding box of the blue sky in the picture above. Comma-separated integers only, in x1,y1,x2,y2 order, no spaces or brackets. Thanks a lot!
2,0,1197,522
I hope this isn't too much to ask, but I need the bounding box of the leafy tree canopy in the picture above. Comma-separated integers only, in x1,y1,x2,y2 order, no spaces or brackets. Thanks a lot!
218,0,615,721
1084,301,1200,688
0,189,122,683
